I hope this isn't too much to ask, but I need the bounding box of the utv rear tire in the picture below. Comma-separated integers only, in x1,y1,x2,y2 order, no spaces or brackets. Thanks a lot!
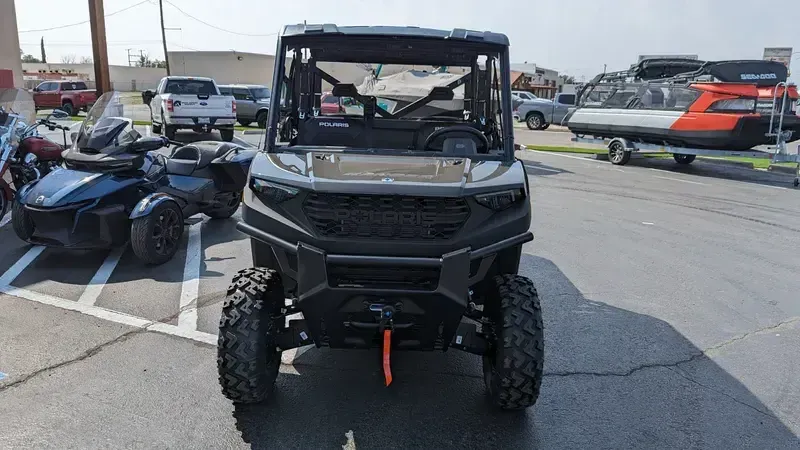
12,200,35,241
130,201,184,265
204,192,241,219
483,274,544,410
218,267,284,404
220,128,234,142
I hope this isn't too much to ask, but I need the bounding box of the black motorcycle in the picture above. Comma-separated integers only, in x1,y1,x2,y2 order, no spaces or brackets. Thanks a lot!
13,91,257,265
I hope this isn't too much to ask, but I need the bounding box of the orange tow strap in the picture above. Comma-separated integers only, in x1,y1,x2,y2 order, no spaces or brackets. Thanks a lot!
383,329,393,386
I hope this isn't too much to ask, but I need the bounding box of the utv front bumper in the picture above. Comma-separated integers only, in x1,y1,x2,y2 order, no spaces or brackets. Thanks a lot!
237,221,533,351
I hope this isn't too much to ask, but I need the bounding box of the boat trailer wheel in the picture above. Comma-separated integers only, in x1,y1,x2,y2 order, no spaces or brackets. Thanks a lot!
608,141,631,165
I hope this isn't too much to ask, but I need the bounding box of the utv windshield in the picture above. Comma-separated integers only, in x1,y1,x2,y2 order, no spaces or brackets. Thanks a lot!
269,32,513,158
75,91,140,152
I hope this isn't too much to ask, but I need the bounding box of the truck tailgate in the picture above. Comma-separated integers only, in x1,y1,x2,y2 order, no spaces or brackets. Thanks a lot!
168,94,235,119
77,90,97,104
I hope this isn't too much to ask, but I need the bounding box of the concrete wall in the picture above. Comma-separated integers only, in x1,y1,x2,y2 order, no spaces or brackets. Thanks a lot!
22,63,166,91
168,51,275,85
0,0,24,87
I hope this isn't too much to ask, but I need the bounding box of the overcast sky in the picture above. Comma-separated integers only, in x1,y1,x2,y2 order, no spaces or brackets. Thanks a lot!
16,0,799,82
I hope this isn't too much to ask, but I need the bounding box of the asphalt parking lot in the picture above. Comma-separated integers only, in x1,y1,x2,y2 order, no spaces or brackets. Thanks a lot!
1,126,799,448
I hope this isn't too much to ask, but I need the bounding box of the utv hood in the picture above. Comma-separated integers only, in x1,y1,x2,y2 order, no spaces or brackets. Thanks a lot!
249,152,526,197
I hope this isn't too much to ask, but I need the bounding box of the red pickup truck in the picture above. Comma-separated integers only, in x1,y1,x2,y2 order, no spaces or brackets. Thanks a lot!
32,80,97,116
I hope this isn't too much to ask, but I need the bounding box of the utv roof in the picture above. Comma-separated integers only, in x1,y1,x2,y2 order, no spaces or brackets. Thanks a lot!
280,23,510,46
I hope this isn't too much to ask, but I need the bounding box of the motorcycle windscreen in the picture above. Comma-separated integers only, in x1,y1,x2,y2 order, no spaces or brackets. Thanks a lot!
74,91,139,153
0,88,35,129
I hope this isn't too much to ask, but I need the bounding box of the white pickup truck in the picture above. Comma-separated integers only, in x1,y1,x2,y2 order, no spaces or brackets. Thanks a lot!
142,76,237,141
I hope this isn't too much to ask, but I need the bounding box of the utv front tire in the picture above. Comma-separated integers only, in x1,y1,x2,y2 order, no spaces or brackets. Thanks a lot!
483,274,544,410
218,267,284,404
12,200,35,241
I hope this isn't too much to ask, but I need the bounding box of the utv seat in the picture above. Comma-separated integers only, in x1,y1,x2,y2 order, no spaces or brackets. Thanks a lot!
165,142,239,176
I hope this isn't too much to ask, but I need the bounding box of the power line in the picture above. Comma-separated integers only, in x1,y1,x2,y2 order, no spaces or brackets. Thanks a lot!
18,0,151,33
162,0,277,37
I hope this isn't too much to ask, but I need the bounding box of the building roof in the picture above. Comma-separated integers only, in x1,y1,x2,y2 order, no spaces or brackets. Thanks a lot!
510,71,524,85
280,24,509,46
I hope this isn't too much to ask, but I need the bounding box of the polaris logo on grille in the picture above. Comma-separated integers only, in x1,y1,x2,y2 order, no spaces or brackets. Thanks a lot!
740,73,777,80
334,210,436,226
319,121,349,128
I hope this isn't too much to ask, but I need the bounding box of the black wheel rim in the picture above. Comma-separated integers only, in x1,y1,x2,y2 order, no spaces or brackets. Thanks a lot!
151,208,181,256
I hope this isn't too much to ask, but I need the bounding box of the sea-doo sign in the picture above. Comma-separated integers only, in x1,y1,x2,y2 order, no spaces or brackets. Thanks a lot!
740,73,778,81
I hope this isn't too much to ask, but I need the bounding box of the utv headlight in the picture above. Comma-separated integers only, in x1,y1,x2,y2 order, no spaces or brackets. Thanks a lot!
474,188,525,211
250,177,299,203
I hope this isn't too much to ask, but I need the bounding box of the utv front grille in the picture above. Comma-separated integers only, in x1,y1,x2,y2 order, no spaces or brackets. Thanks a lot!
328,264,440,291
303,193,470,240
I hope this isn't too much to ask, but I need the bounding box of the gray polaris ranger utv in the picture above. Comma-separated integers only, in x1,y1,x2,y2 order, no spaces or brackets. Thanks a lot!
217,24,544,410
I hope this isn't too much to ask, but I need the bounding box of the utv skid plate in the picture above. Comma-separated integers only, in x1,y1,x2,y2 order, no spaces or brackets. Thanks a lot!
239,221,533,384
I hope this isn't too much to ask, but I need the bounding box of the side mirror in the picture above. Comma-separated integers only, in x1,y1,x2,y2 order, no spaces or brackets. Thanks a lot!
52,108,70,119
130,136,167,153
33,87,40,92
141,90,155,106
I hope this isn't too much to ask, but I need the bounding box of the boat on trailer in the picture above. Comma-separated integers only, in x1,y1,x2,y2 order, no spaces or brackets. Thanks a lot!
565,59,799,151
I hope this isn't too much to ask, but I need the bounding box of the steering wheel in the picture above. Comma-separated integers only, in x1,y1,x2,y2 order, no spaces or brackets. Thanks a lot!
423,125,489,152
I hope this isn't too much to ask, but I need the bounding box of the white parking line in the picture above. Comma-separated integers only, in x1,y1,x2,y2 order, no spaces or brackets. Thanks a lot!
0,246,45,286
653,175,708,186
77,247,125,305
1,283,217,345
178,221,203,331
524,165,560,173
0,215,11,229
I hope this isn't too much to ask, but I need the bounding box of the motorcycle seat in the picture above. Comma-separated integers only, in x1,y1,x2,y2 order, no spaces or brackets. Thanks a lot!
165,142,240,176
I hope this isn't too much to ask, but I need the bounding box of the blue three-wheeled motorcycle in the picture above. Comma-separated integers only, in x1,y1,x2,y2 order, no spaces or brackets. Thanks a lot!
13,91,257,265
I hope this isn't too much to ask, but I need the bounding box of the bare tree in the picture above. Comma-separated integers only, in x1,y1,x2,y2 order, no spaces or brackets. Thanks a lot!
79,56,94,64
60,54,77,64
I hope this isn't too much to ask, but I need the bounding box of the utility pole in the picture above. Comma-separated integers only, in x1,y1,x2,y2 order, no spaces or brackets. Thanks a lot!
159,0,171,75
88,0,111,94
